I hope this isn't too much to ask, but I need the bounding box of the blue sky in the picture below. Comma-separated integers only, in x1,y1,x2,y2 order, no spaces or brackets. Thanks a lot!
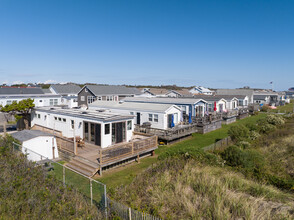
0,0,293,90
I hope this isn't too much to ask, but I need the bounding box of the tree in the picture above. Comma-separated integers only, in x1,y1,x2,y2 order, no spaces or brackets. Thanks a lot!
0,98,35,129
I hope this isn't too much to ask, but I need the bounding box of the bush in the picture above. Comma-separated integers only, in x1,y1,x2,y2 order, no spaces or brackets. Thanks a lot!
249,130,260,140
221,146,247,167
228,124,250,142
258,122,276,134
261,105,270,112
237,141,251,149
266,114,285,126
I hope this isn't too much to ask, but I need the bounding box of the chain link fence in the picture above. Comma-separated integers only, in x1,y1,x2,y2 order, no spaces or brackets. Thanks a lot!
12,142,107,218
12,141,162,220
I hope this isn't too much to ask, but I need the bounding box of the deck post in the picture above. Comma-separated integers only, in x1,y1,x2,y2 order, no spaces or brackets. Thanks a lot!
90,179,93,206
132,141,134,155
137,154,140,163
63,166,65,185
99,165,102,176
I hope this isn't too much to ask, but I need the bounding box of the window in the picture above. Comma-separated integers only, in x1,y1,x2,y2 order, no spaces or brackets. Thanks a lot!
174,113,178,123
105,124,110,134
130,112,134,115
49,99,58,106
154,114,158,123
37,114,41,119
97,96,102,101
54,117,57,121
39,100,43,102
87,96,96,104
84,122,89,140
71,120,75,129
63,118,66,122
149,114,153,122
106,96,113,101
58,117,61,121
127,121,132,130
112,124,116,143
81,96,85,101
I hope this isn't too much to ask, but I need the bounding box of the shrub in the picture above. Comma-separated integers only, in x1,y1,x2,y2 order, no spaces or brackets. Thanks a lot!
249,130,260,140
258,123,276,134
261,105,270,112
221,146,247,167
228,124,250,142
266,114,285,126
237,141,251,149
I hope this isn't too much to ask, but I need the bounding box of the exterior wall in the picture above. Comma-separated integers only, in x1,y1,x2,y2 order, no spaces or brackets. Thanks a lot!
88,106,181,130
0,96,61,107
31,110,134,148
78,87,96,106
22,136,58,161
60,97,78,108
238,97,249,107
226,99,238,110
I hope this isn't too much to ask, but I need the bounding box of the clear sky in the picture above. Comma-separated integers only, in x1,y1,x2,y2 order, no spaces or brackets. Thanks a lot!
0,0,293,90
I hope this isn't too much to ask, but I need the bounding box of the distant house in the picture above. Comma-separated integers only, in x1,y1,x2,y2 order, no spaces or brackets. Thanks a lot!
11,130,59,161
253,95,270,105
77,85,141,107
0,87,61,107
216,89,254,104
89,101,182,129
123,97,208,118
49,84,81,108
139,88,193,98
193,95,227,112
189,86,214,95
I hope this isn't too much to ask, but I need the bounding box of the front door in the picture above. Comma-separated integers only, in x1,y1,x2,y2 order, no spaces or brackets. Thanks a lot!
136,112,141,124
116,122,123,144
95,124,101,146
168,114,173,128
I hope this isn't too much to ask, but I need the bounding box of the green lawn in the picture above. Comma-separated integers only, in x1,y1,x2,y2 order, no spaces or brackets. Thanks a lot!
269,101,294,113
97,113,267,189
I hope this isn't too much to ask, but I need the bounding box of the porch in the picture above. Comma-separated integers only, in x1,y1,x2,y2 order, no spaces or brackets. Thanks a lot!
31,124,158,176
135,113,223,142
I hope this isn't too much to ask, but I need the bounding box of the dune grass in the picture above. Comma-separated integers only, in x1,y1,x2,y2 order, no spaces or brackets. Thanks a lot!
115,159,294,219
98,113,267,189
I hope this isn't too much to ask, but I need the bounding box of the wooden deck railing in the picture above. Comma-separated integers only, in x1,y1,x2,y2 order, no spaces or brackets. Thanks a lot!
99,135,158,166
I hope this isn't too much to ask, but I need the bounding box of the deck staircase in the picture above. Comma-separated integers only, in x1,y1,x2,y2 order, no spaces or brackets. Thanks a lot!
65,156,100,177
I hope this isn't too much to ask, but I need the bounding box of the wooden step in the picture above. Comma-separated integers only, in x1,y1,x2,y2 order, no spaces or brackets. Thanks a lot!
66,163,95,177
71,157,100,169
65,157,100,177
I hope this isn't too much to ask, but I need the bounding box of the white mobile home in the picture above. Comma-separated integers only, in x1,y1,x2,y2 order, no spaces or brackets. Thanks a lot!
31,107,135,148
123,97,208,118
89,101,182,129
11,130,59,161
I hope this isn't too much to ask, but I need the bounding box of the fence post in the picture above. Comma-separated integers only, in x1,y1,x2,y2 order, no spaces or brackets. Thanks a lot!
128,207,132,220
63,166,65,185
90,179,93,206
104,185,108,218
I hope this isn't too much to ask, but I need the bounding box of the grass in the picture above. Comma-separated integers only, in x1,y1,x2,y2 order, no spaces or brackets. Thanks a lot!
97,113,267,189
269,101,294,113
114,159,294,219
0,135,102,219
50,162,105,207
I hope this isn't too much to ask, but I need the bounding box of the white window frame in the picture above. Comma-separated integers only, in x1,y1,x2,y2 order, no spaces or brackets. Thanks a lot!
87,96,96,104
106,96,113,101
81,96,85,101
154,114,158,123
148,114,153,122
